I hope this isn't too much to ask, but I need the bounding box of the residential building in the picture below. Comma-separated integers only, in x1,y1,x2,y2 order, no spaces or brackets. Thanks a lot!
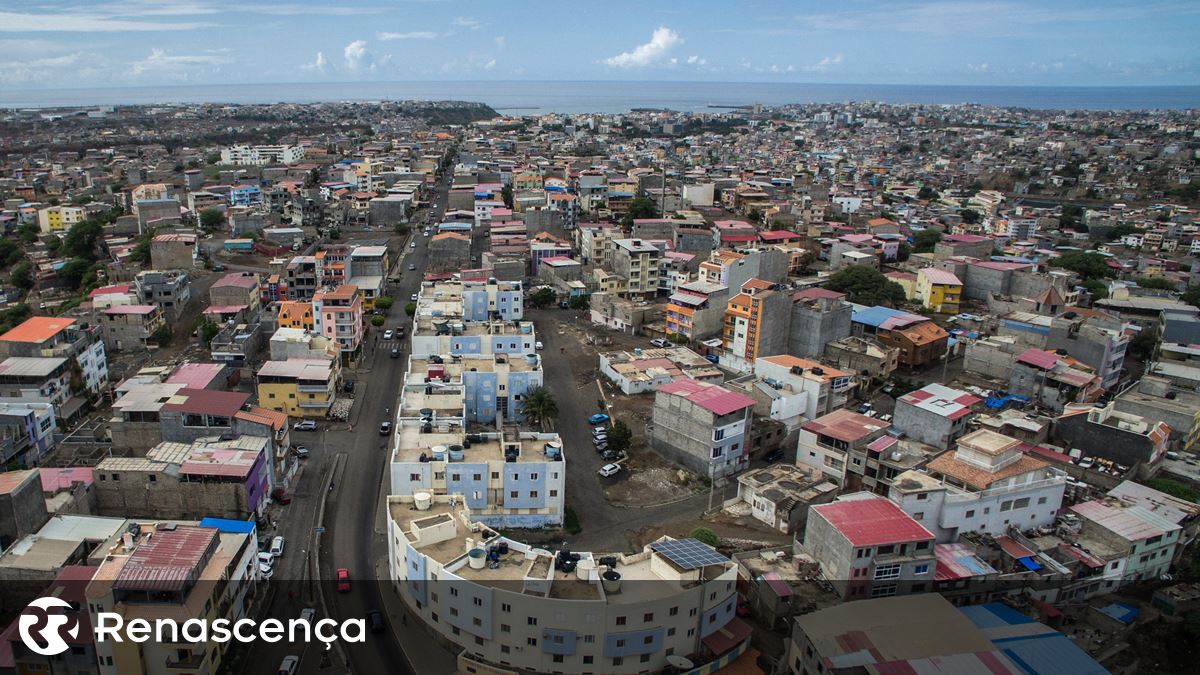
732,463,837,534
1008,348,1103,412
893,383,982,450
788,292,852,359
850,306,949,369
665,281,728,342
1046,310,1129,390
0,356,79,418
148,233,197,270
1112,376,1200,452
312,284,363,357
133,270,191,322
1054,402,1170,471
86,521,261,675
0,469,50,549
800,494,937,600
209,272,262,315
100,305,166,351
739,356,855,453
220,143,305,165
890,429,1068,542
610,238,662,300
93,436,272,520
0,317,108,395
822,336,899,379
256,358,339,418
1,566,101,673
274,300,314,330
388,494,742,675
599,347,721,395
721,279,791,373
649,379,755,479
589,292,658,334
1070,497,1181,583
796,409,890,488
0,402,56,466
37,204,84,233
268,327,338,362
916,267,963,314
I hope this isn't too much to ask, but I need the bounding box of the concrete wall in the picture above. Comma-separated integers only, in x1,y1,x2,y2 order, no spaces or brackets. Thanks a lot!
964,338,1019,381
650,394,749,478
789,299,852,359
0,471,49,549
893,401,970,450
963,265,1010,302
93,470,254,520
1053,414,1155,467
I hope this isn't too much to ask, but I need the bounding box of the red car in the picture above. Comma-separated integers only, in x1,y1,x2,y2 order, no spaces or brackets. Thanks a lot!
336,568,350,593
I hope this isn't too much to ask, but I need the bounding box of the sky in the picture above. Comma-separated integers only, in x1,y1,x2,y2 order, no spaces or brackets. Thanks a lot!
1,0,1198,89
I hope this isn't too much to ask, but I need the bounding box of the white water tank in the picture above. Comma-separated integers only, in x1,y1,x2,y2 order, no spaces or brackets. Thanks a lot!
431,445,448,461
576,559,595,581
601,570,621,593
413,492,432,511
468,547,487,570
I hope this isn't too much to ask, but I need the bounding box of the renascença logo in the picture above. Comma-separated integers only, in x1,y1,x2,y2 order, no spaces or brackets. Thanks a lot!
18,597,365,655
19,597,79,656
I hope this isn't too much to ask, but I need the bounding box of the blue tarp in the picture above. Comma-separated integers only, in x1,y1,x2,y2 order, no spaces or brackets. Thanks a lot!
1018,556,1042,571
199,517,256,534
1098,602,1139,625
986,393,1031,409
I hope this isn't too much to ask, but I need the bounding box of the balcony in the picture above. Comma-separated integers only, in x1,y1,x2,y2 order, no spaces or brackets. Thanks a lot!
943,473,1068,503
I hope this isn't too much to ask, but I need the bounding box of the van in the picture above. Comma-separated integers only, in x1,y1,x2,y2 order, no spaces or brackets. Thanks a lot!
269,536,285,558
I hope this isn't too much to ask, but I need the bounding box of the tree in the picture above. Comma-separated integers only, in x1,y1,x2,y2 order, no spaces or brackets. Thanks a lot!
0,239,22,267
825,266,907,306
529,287,556,309
63,218,103,259
128,233,152,264
370,315,386,327
667,332,689,344
43,236,62,255
1129,327,1160,360
199,208,226,231
1052,251,1112,279
328,228,341,240
404,302,416,316
57,258,94,290
623,196,659,224
1081,278,1109,301
688,528,720,548
150,324,173,348
607,420,632,454
10,261,33,291
193,318,219,344
895,242,912,262
747,208,763,223
567,294,590,310
912,229,942,253
501,184,514,209
17,223,39,244
519,386,559,431
374,296,394,311
917,185,939,201
961,208,981,225
1183,287,1200,308
1137,277,1176,290
1147,478,1200,504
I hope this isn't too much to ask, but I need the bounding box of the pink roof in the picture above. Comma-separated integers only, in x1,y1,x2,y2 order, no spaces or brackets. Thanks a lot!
758,230,800,241
212,272,258,289
867,435,898,454
995,535,1035,559
103,304,157,315
656,378,755,416
802,409,885,443
165,363,225,389
1016,348,1059,370
899,384,981,420
89,284,131,298
971,260,1031,272
39,467,94,491
113,525,216,592
793,287,847,301
840,233,875,244
160,388,249,417
714,220,752,229
812,497,934,547
205,304,248,314
944,233,991,243
920,268,962,286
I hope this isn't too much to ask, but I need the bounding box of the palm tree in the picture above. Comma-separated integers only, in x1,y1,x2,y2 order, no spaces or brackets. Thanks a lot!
520,386,558,431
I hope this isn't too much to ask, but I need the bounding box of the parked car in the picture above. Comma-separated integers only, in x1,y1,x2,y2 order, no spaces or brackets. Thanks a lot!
390,348,401,358
409,242,416,248
764,448,785,463
336,568,351,593
343,380,354,393
383,329,395,340
592,427,608,437
410,293,418,301
602,449,624,462
292,445,309,459
704,354,719,363
535,341,544,350
588,413,610,425
396,327,406,338
856,403,872,414
258,552,274,576
408,263,416,270
271,488,292,505
278,655,299,675
293,420,317,431
650,338,670,348
270,536,285,558
1078,457,1096,469
367,609,386,633
300,608,316,623
379,421,392,436
880,413,893,423
598,463,621,478
594,441,608,453
211,263,226,272
592,432,608,443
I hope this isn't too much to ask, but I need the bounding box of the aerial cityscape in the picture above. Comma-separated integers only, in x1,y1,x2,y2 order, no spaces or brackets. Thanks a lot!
0,2,1198,675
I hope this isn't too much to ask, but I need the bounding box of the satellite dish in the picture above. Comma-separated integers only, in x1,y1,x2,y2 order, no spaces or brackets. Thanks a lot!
666,655,694,669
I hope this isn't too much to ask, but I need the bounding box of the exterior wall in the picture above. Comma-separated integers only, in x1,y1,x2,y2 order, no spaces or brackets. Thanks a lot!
789,300,852,359
1053,413,1160,467
93,467,264,520
892,401,968,450
801,508,936,600
964,338,1019,380
0,471,49,549
650,395,750,479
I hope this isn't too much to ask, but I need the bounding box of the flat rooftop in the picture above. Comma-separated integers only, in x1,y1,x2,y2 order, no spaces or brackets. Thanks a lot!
392,426,563,465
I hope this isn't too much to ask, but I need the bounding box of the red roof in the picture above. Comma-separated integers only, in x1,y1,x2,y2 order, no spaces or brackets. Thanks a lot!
1015,348,1058,370
160,388,249,417
813,498,933,547
113,525,218,593
801,409,886,443
994,535,1035,559
89,284,131,298
656,378,755,416
793,287,847,301
701,616,753,656
758,230,800,241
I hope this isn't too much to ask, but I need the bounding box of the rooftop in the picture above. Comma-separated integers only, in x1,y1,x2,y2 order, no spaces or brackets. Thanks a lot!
656,378,755,416
0,316,75,343
899,383,981,420
801,408,886,443
1070,498,1181,542
812,495,934,547
0,356,67,379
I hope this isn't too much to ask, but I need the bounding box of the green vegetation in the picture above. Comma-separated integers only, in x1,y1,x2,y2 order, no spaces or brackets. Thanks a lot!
404,302,416,316
622,196,660,224
1051,251,1113,280
567,294,590,310
960,208,981,225
1106,223,1140,241
0,304,31,337
150,324,173,348
912,229,943,253
1059,203,1084,230
1137,277,1176,290
917,185,940,201
199,208,226,230
1183,287,1200,308
1146,478,1200,504
374,296,394,311
501,184,514,209
667,332,689,345
606,420,632,455
562,507,582,535
10,261,33,291
529,287,556,309
370,315,386,327
1129,327,1160,360
519,386,559,431
193,318,220,344
17,223,39,244
56,258,95,290
825,266,907,306
688,528,720,548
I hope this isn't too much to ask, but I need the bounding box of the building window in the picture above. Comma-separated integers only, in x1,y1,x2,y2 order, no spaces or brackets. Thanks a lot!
616,616,626,625
641,654,652,663
528,617,537,626
501,645,510,654
583,656,593,665
549,490,558,497
527,638,537,646
501,603,511,612
667,627,675,636
501,624,510,633
876,545,894,555
530,491,538,498
510,491,518,498
473,597,482,606
616,639,625,647
914,564,929,575
965,509,975,518
612,657,623,667
553,654,564,663
874,563,902,580
916,492,928,500
669,606,678,616
644,612,653,622
871,583,898,598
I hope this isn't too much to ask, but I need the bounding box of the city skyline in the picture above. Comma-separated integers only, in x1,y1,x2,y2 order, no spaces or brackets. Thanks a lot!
1,0,1198,89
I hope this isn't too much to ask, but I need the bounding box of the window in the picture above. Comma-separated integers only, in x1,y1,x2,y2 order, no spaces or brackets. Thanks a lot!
409,473,420,481
669,606,678,616
501,603,511,612
912,511,923,520
874,563,902,580
431,613,438,622
473,618,482,627
876,545,894,555
641,654,652,663
917,492,928,500
915,541,929,550
492,472,500,480
510,491,518,498
616,616,626,626
529,491,538,498
871,583,898,598
583,635,595,644
473,597,482,606
583,656,593,665
501,645,510,654
527,638,537,646
616,639,626,648
450,608,458,617
451,626,460,635
527,617,538,626
450,588,458,597
643,612,653,622
550,490,558,497
531,473,539,480
149,475,157,482
711,447,723,458
553,654,564,663
644,636,654,645
501,624,510,633
1037,496,1047,505
667,627,675,636
914,564,929,575
965,509,976,518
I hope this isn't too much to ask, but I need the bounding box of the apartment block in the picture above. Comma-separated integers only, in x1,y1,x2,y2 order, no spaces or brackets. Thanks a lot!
100,305,166,351
256,358,339,418
610,238,662,300
893,383,981,450
721,279,791,374
649,379,755,479
312,284,363,356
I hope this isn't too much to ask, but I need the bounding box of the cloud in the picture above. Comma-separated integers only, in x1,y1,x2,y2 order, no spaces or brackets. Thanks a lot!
494,36,506,49
378,31,438,40
301,51,327,73
967,62,990,72
129,47,232,76
686,55,706,66
343,40,374,71
603,26,681,68
0,10,211,32
452,16,481,30
801,53,843,72
484,59,496,70
0,52,90,84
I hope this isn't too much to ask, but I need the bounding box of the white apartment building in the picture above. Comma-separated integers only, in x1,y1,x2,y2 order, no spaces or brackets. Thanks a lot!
888,429,1068,542
388,495,741,675
220,144,305,165
753,355,853,426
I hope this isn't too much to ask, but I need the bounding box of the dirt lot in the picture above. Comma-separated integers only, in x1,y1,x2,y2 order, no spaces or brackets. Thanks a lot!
623,512,793,552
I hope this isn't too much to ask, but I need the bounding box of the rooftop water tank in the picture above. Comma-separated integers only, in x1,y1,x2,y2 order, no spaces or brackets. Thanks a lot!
414,492,432,511
602,570,622,593
431,445,448,461
448,445,465,461
468,547,487,570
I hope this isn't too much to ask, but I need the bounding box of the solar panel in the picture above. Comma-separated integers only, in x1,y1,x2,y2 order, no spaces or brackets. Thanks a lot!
650,538,728,570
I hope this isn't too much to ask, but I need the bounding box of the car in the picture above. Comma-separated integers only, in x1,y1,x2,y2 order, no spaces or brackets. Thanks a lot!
594,442,608,453
396,327,406,338
383,329,395,340
602,449,624,462
271,487,292,505
592,426,608,436
704,354,720,363
650,338,670,348
588,413,610,425
343,380,354,393
300,608,317,623
292,445,309,459
764,448,785,463
1078,457,1096,469
336,568,351,593
258,552,274,576
856,403,872,414
367,609,386,634
390,348,401,358
410,293,418,301
278,655,300,675
865,410,879,418
535,341,544,350
598,463,621,478
293,420,317,431
592,432,608,442
880,413,893,423
259,562,274,578
380,421,392,436
270,536,285,558
410,242,416,248
408,263,416,270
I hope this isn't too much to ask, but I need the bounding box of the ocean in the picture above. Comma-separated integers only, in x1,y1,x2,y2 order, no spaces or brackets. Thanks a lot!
2,80,1198,113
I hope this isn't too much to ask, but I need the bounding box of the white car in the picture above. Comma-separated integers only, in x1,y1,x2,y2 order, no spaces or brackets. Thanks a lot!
410,293,418,301
293,420,317,431
270,536,285,558
410,242,416,248
278,655,300,675
598,463,621,478
535,341,544,350
650,338,670,348
383,329,395,340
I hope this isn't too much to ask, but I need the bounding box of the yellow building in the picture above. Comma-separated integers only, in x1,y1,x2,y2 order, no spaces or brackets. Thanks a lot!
885,271,918,301
256,358,338,417
916,267,963,314
276,300,314,330
37,205,84,233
